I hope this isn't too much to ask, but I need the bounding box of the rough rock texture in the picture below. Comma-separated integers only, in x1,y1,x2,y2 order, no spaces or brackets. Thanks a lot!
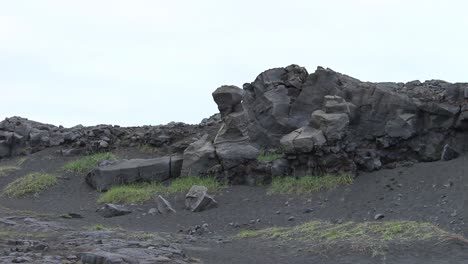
96,204,132,218
212,65,468,180
0,217,197,264
86,156,183,191
185,185,218,212
3,64,468,185
0,115,221,160
156,195,176,214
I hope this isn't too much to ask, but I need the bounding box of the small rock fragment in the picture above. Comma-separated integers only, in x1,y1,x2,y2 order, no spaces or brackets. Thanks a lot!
374,214,385,220
156,195,176,214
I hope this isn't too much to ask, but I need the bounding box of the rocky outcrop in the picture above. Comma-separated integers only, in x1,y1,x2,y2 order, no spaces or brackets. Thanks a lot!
196,64,468,181
3,64,468,186
0,116,221,160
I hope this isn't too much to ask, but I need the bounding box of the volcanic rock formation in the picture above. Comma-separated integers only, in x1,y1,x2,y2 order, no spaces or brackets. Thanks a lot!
2,64,468,186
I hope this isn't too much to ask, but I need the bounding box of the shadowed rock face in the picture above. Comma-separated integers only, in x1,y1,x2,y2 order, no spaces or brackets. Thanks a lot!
193,64,468,181
3,64,468,185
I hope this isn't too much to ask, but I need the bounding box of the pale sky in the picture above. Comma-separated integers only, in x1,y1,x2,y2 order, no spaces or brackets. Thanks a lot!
1,0,467,127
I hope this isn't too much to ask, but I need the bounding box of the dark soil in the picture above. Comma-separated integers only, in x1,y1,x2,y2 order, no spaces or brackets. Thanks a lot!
1,148,468,264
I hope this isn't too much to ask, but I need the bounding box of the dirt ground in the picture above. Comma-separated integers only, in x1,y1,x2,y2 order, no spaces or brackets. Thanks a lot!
1,148,468,264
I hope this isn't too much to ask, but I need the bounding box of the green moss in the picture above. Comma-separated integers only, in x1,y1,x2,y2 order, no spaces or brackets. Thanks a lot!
257,150,283,163
63,152,117,173
268,174,354,195
3,173,58,197
0,166,20,177
97,176,225,204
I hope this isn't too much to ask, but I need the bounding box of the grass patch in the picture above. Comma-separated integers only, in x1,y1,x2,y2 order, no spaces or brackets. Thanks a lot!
98,176,225,204
257,150,283,162
139,144,157,154
3,173,58,197
0,166,20,177
268,174,354,195
63,152,117,173
98,182,163,204
89,224,123,231
235,220,455,255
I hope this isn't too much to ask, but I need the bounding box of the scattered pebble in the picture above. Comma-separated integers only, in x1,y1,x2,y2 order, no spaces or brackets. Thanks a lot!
374,214,385,220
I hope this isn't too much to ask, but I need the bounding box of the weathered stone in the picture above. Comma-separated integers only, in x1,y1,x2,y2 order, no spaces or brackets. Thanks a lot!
80,251,137,264
86,156,182,191
280,126,326,153
156,195,176,214
96,204,132,218
441,144,459,161
185,185,218,212
215,142,259,170
212,85,245,117
385,113,417,139
180,135,219,177
323,95,356,118
310,110,349,140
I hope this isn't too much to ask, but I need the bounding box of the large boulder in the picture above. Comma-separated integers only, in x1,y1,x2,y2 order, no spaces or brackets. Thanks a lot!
212,85,245,117
180,135,219,177
280,126,326,153
86,156,182,191
215,142,260,170
185,185,218,212
310,110,349,140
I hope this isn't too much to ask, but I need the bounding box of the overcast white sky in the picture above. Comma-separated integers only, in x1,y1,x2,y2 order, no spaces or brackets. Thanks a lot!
1,0,467,127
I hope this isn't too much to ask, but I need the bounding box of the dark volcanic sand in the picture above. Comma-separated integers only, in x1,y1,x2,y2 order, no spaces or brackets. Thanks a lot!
1,148,468,264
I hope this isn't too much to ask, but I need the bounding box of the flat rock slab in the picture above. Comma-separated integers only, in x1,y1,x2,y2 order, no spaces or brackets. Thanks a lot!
97,204,132,218
86,156,183,191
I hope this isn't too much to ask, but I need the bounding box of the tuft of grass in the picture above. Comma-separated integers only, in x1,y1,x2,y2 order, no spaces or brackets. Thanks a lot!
89,224,122,231
98,182,163,204
16,157,28,166
268,174,354,195
257,150,283,163
3,172,58,197
98,176,225,204
63,152,117,173
139,144,157,154
235,220,455,255
0,166,20,177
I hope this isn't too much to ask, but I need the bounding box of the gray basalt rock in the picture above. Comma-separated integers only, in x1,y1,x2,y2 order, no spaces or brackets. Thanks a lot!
180,134,219,177
212,85,245,117
310,110,349,141
156,195,176,214
280,126,326,153
97,204,132,218
86,156,182,191
441,144,459,161
185,185,218,212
